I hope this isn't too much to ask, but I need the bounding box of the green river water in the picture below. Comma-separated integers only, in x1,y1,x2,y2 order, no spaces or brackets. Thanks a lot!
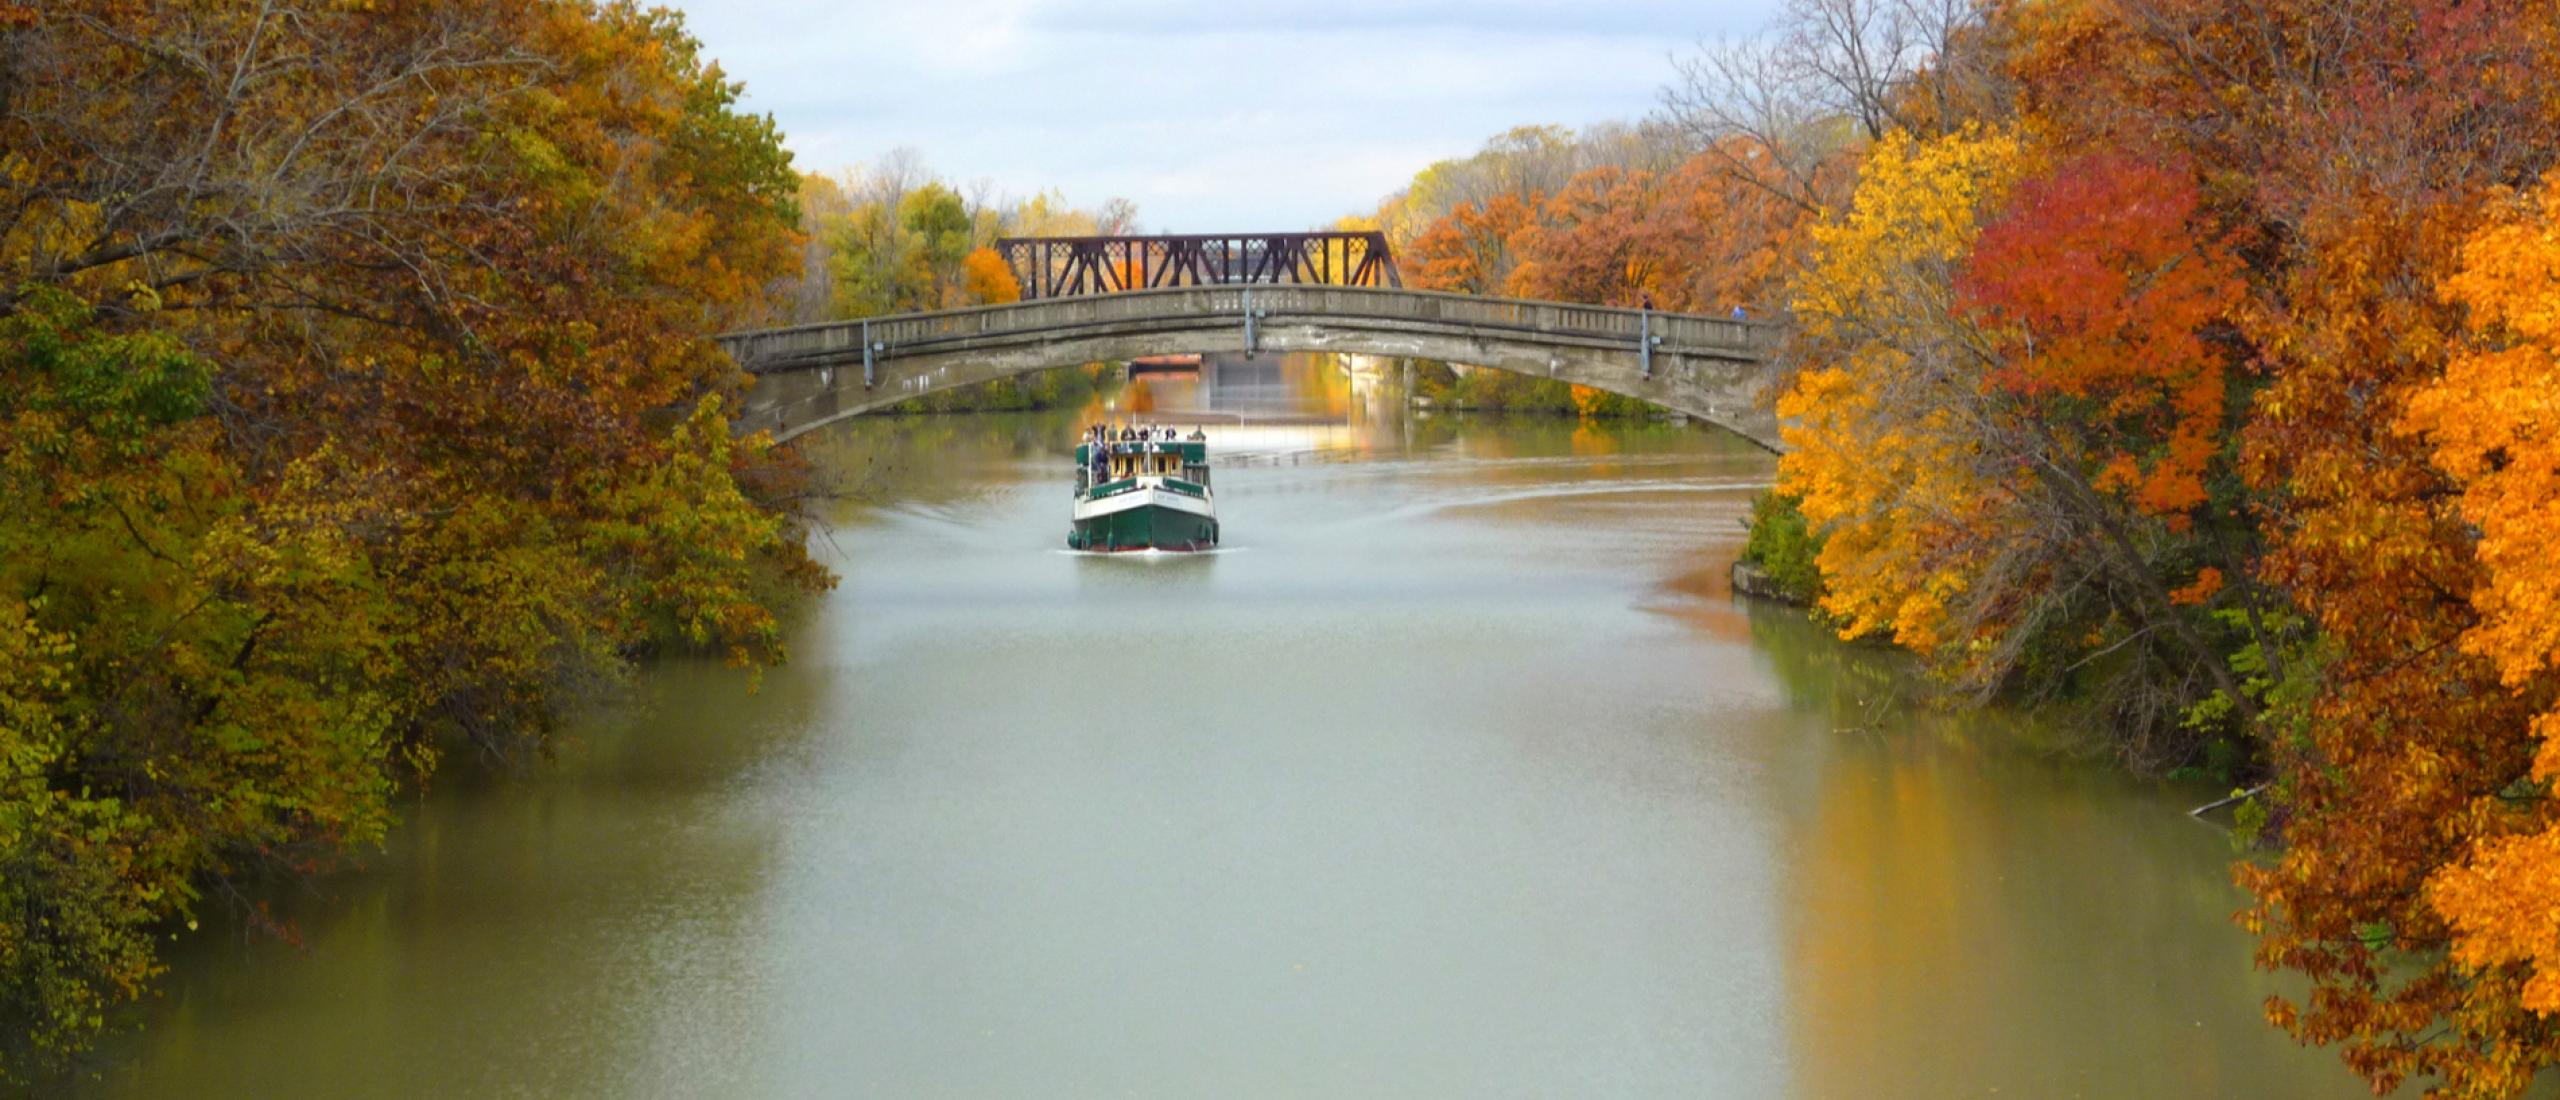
71,358,2363,1097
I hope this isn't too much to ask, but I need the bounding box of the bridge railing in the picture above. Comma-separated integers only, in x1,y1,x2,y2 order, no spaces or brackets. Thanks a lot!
719,285,1780,370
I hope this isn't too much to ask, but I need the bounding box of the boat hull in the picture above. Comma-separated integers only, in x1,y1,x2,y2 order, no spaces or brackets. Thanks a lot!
1069,484,1218,551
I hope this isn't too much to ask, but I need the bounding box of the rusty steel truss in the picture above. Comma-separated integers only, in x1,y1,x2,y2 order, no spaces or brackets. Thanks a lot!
995,231,1402,300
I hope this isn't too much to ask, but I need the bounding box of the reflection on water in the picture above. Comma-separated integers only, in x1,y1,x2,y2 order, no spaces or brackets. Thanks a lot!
1744,608,2338,1097
74,356,2359,1097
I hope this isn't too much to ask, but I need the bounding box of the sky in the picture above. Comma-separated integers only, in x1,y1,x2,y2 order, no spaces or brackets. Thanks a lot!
668,0,1788,232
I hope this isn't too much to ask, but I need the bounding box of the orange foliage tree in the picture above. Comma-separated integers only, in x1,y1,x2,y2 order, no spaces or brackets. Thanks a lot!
961,246,1022,305
2400,168,2560,1087
1405,193,1538,295
1985,0,2560,1092
1505,166,1684,308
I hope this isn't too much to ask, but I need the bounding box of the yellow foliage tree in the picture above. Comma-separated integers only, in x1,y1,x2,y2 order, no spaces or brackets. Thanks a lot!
1777,127,2031,651
2406,169,2560,1014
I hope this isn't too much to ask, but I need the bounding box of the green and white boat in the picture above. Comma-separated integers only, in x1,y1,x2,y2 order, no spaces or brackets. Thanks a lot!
1069,431,1219,551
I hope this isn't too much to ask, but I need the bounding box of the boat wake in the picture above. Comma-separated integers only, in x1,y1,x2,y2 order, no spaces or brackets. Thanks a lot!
1053,546,1249,558
1344,478,1775,526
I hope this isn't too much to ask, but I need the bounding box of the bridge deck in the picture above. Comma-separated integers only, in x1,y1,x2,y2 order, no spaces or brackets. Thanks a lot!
720,285,1775,372
719,285,1787,450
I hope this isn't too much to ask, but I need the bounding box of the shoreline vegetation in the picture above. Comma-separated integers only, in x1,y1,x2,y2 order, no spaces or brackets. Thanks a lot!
1406,361,1668,419
1365,2,2560,1094
1733,491,1825,608
4,2,834,1079
879,362,1114,417
881,357,1689,422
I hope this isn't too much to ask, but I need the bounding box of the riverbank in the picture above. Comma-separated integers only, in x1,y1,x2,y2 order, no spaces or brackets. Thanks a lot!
1729,559,1799,602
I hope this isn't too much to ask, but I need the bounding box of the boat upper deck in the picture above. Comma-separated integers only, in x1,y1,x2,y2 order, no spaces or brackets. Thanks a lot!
1079,435,1211,495
1076,440,1206,464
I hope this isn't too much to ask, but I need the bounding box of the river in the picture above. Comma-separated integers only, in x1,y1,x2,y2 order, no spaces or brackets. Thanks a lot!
75,357,2360,1097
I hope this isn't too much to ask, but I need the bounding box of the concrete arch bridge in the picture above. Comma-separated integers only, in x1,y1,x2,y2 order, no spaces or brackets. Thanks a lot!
721,284,1787,450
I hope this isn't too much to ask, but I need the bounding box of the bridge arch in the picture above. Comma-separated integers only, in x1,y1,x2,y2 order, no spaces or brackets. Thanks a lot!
720,286,1786,450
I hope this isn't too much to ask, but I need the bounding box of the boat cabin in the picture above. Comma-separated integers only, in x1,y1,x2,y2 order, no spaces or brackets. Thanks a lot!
1076,438,1210,496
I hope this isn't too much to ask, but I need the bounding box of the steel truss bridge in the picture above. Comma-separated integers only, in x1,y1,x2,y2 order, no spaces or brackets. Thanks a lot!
996,231,1401,300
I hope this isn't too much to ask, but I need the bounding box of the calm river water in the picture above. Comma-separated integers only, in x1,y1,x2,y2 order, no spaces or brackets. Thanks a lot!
76,359,2361,1097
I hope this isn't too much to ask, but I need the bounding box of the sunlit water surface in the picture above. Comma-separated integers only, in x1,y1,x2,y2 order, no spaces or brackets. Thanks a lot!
74,360,2360,1097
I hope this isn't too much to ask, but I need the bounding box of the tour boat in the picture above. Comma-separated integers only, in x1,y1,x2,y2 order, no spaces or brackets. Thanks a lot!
1070,430,1219,551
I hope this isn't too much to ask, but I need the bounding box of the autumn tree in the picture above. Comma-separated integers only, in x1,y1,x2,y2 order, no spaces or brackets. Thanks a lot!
1777,126,2028,655
1382,125,1589,248
1505,166,1684,308
960,246,1021,305
1997,2,2560,1093
1659,138,1819,316
1404,193,1538,295
2397,168,2560,1097
1662,0,1997,216
1953,151,2267,753
0,0,824,1076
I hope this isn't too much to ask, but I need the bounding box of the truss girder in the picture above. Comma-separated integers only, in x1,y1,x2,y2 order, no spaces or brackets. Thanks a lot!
995,232,1403,301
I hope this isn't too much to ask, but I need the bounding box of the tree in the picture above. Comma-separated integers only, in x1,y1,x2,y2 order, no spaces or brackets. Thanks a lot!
782,172,858,323
1405,193,1537,295
1776,127,2262,764
1094,196,1142,237
960,246,1021,305
1660,137,1819,316
1380,125,1605,251
1777,126,2031,655
0,0,824,1075
2400,169,2560,1087
897,182,974,309
1661,0,1997,215
1956,150,2267,756
1997,1,2560,1092
1505,166,1683,308
1958,153,2246,531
